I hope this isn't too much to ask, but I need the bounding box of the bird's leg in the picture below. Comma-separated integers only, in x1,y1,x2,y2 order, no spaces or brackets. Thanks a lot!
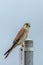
22,42,25,47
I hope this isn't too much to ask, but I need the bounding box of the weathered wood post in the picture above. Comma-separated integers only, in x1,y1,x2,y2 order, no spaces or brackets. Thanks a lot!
19,40,33,65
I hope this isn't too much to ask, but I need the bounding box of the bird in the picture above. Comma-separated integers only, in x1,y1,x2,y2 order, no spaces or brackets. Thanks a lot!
4,22,31,59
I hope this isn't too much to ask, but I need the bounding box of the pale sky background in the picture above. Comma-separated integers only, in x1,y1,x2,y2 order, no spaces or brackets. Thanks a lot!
0,0,43,65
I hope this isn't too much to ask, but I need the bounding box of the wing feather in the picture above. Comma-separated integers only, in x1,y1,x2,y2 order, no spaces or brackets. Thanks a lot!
13,28,26,43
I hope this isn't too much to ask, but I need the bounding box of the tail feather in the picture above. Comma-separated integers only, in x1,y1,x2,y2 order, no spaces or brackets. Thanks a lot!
4,47,12,59
4,42,17,59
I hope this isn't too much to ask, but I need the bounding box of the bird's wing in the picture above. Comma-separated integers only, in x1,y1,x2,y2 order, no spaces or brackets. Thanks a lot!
4,28,26,59
13,28,26,43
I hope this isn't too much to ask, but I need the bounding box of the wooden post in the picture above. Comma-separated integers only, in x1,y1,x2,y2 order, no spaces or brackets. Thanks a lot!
19,40,33,65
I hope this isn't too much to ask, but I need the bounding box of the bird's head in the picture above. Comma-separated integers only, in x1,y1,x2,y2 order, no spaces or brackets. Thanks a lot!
23,22,31,28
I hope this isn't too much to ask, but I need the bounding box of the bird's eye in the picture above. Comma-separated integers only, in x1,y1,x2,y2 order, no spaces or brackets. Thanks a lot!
26,23,29,26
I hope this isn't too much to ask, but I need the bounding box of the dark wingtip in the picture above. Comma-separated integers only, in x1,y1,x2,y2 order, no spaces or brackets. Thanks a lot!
4,51,9,59
4,52,7,55
4,54,8,59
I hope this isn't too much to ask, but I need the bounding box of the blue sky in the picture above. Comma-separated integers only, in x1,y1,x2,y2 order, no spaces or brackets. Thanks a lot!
0,0,43,65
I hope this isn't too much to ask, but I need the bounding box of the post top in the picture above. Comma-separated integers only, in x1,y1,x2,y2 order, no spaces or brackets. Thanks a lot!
25,39,33,47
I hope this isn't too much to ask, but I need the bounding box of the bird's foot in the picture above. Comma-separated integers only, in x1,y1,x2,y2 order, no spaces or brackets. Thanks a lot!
22,43,25,48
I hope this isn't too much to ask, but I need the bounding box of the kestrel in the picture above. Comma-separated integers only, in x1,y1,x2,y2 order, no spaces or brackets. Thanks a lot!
4,22,31,58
